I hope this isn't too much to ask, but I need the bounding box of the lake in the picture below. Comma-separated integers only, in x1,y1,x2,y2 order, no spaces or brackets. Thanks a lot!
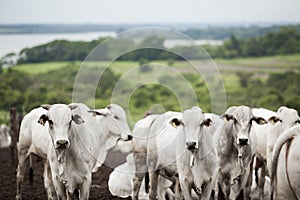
0,32,223,60
0,32,116,58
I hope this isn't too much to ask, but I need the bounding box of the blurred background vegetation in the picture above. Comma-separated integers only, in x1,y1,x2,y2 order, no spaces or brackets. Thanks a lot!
0,24,300,125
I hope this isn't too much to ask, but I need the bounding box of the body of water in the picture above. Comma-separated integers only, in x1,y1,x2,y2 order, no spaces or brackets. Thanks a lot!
0,31,116,58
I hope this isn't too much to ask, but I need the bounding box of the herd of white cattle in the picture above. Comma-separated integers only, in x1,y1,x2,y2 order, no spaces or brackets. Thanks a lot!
1,103,299,200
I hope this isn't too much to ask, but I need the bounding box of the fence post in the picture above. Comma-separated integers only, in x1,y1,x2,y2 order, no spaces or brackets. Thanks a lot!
10,107,18,166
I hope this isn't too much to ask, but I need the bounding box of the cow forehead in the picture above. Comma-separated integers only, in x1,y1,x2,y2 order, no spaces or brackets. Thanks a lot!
278,108,299,122
48,104,72,123
109,104,126,119
182,107,205,125
232,106,253,122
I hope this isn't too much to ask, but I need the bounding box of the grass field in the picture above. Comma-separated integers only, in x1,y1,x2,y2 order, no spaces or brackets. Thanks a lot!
13,53,300,75
1,53,299,124
12,54,300,94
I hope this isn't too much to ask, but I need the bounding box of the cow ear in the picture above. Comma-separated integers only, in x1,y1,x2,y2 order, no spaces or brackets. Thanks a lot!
202,118,212,127
222,114,236,123
68,103,78,110
41,104,51,110
170,118,183,128
38,114,48,126
88,110,107,117
251,117,267,125
268,116,282,125
72,114,84,124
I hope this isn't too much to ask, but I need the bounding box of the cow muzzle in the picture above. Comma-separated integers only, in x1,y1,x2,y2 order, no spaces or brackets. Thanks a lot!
186,141,197,151
238,137,249,146
55,139,69,149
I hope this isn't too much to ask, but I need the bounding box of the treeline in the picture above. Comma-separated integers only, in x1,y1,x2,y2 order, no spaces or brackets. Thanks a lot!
183,24,300,40
0,64,299,121
1,27,300,66
204,27,300,58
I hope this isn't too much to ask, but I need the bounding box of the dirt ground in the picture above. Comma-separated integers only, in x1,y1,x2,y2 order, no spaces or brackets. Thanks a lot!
0,147,130,200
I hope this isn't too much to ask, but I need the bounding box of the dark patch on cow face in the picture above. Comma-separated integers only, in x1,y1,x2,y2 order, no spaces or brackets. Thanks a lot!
250,117,267,125
170,118,183,128
222,114,237,124
72,114,84,124
38,114,48,126
201,118,212,127
268,116,282,125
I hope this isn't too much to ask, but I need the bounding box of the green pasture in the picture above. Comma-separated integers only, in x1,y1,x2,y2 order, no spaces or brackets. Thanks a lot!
1,54,299,123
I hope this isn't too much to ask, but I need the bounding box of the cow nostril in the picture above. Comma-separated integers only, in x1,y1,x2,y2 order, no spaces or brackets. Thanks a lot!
57,140,68,146
239,138,248,146
186,142,197,150
128,135,133,140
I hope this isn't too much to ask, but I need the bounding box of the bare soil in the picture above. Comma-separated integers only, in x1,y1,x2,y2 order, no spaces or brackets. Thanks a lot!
0,148,130,200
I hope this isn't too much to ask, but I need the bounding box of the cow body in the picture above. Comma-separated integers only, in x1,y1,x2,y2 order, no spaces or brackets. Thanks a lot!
16,107,56,200
109,154,173,199
0,124,11,148
130,112,182,200
251,108,276,200
271,125,300,200
176,107,219,200
217,105,267,200
146,111,182,200
266,106,300,175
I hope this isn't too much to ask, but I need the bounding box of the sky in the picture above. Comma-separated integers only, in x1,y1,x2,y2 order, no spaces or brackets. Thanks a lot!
0,0,300,24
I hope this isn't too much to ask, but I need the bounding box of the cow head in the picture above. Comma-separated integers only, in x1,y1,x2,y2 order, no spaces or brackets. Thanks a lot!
88,104,132,150
268,106,300,130
222,105,267,157
170,106,212,151
38,104,84,150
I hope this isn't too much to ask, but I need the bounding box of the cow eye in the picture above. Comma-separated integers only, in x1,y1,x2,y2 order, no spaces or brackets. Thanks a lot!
295,119,300,124
114,115,119,120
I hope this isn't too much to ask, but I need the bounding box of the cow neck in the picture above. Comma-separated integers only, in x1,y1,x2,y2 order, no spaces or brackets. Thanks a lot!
221,122,236,155
56,125,90,178
55,126,87,194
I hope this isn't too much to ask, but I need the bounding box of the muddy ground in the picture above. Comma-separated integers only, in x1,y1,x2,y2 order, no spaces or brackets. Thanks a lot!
0,147,130,200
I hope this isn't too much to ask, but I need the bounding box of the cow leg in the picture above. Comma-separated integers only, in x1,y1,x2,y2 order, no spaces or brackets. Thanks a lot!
179,176,193,200
244,159,254,200
174,176,183,200
79,174,92,200
16,147,29,200
149,170,160,200
51,173,67,200
201,179,214,200
217,171,230,200
43,160,57,200
258,164,266,200
133,153,147,200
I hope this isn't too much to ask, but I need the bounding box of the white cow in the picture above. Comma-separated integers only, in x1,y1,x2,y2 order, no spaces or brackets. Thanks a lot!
217,105,267,200
271,125,300,200
251,108,276,200
109,153,174,199
0,124,11,148
175,106,219,200
251,106,300,200
16,103,132,200
130,112,182,200
266,106,300,176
